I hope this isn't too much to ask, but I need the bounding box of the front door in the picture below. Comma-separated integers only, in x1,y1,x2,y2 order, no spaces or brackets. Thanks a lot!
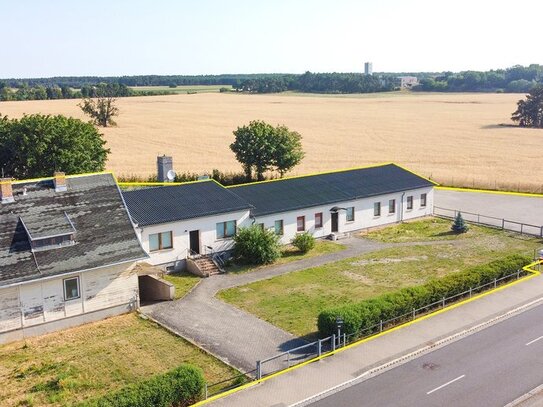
331,212,339,233
189,230,200,254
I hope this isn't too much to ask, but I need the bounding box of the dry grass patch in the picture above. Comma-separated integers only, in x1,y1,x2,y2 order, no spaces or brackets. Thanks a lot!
1,92,542,191
0,313,236,407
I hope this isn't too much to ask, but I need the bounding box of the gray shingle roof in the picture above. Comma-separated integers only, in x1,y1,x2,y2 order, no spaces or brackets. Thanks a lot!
0,173,147,286
229,164,434,216
122,180,253,227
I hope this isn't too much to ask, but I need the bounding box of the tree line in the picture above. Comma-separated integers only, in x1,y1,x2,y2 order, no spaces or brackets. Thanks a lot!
415,64,543,93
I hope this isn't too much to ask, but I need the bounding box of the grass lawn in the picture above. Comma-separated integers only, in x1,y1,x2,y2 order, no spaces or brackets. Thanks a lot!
0,314,237,407
218,219,540,338
225,240,346,274
163,271,201,299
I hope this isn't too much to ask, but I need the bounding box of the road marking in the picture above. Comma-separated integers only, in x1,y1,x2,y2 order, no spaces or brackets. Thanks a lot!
526,335,543,346
426,375,465,395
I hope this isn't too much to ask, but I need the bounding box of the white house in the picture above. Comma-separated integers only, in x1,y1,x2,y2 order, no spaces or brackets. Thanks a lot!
123,163,435,273
0,172,147,344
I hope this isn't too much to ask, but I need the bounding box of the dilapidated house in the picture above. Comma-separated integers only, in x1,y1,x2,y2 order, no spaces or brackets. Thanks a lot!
0,172,147,343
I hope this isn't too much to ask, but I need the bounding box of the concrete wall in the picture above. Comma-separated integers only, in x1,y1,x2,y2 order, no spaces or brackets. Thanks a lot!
138,275,174,302
0,261,139,343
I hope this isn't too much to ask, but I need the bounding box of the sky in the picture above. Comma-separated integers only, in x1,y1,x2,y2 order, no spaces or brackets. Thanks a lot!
1,0,542,78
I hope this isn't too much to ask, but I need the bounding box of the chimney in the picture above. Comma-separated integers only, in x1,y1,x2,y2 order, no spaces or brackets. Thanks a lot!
54,172,67,192
0,178,14,204
157,155,173,182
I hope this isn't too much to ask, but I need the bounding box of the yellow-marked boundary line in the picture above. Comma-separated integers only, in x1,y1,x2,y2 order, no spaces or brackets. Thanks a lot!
435,186,543,198
191,260,542,406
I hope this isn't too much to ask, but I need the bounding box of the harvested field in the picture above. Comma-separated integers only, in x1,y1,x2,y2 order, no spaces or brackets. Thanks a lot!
1,92,541,191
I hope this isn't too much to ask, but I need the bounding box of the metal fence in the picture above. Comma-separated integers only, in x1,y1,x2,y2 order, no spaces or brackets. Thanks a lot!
434,206,543,238
254,268,531,380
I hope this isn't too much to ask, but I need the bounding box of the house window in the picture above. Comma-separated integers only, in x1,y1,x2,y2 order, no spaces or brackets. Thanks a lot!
149,231,173,251
315,212,323,228
297,216,305,232
216,220,237,239
346,207,355,222
374,202,381,217
389,199,396,214
421,193,427,208
63,277,80,301
407,196,413,210
274,220,284,235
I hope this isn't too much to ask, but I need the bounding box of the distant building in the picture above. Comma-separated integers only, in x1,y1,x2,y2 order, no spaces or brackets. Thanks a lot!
398,76,419,89
364,62,373,75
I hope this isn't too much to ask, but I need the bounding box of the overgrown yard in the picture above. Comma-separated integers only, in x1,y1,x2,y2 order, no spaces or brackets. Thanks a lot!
218,219,540,338
225,240,345,274
0,314,236,407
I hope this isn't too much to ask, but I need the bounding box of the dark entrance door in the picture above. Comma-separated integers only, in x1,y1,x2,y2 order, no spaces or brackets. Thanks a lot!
189,230,200,254
331,212,339,233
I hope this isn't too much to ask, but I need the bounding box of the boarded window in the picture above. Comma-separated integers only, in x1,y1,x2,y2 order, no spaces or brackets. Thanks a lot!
315,213,323,228
297,216,305,232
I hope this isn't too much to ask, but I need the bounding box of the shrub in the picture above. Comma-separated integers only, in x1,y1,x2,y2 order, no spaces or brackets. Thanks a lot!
291,232,315,253
80,364,204,407
233,225,281,265
451,212,468,233
317,254,530,337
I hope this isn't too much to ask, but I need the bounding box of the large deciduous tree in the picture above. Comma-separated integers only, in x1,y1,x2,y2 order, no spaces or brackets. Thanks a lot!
0,114,109,179
230,120,304,181
511,85,543,128
79,96,119,127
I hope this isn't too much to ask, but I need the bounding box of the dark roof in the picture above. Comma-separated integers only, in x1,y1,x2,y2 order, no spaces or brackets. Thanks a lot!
122,180,253,227
0,174,147,287
229,164,434,216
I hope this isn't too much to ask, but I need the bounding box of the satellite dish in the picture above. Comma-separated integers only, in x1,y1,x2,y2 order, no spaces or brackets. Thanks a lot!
166,169,176,181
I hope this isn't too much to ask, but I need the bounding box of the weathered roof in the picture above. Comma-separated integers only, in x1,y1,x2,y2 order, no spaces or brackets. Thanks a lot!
229,164,434,216
0,173,147,286
122,180,253,227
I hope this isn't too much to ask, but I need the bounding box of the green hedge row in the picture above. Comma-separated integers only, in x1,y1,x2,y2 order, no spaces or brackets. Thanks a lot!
81,364,205,407
317,254,530,337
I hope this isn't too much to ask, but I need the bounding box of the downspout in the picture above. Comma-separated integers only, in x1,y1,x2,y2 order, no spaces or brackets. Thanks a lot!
400,192,405,222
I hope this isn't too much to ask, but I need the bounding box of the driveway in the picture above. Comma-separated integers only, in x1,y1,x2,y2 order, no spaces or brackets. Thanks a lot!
141,237,387,374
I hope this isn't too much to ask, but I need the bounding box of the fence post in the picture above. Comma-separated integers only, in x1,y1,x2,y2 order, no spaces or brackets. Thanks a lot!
343,333,346,347
469,287,472,298
442,297,445,308
318,339,322,357
521,224,524,235
494,278,497,288
379,320,383,332
205,383,208,399
540,226,543,238
287,352,290,367
502,219,505,230
256,360,262,380
332,334,336,351
477,214,480,224
412,308,416,320
517,270,520,280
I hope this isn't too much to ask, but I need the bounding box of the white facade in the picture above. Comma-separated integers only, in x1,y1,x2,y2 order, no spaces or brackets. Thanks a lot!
139,187,434,268
0,262,139,343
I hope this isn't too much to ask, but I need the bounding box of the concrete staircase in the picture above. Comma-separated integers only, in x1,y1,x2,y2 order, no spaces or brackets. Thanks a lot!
187,255,221,277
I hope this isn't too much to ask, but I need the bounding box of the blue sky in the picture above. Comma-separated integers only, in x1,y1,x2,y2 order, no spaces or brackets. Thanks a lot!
1,0,542,78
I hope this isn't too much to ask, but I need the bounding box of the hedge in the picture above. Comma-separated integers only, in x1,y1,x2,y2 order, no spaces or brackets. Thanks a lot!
317,254,530,337
80,364,205,407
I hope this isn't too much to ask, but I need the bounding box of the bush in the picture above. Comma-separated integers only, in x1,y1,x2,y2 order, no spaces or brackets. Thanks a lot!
317,254,530,337
80,364,204,407
291,232,315,253
233,225,281,265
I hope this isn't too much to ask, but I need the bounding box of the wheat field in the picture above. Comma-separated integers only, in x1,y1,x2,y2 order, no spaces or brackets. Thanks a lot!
1,92,542,191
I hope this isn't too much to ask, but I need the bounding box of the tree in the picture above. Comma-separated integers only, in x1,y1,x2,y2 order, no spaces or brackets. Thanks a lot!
0,114,109,179
233,225,281,265
230,120,304,181
512,86,543,128
230,120,275,181
79,97,119,127
451,212,469,234
272,125,305,177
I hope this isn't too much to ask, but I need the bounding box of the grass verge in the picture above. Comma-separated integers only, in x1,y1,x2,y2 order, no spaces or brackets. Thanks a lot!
0,314,237,407
163,271,201,299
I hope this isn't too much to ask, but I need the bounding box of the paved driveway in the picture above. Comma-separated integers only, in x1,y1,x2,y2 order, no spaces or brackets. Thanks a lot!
435,189,543,230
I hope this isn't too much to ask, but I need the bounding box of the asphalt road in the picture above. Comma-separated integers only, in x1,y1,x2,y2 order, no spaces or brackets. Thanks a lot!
310,303,543,407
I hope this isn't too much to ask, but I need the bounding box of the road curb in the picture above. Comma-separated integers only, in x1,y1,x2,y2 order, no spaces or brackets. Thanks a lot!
504,384,543,407
291,296,543,407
